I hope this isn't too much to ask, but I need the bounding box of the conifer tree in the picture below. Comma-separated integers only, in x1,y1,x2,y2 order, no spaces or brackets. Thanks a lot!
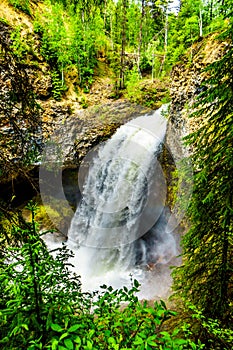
173,1,233,325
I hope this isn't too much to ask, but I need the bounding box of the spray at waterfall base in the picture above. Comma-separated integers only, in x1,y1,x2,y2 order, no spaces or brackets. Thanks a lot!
40,106,191,299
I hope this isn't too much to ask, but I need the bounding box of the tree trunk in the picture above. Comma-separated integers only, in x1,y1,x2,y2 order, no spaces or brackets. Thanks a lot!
137,0,145,78
158,11,168,76
119,0,128,89
199,7,203,37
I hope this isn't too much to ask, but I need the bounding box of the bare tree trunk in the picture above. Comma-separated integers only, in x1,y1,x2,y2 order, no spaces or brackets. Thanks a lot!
119,0,128,89
137,0,145,78
199,7,203,37
152,54,155,83
103,0,107,28
158,11,168,77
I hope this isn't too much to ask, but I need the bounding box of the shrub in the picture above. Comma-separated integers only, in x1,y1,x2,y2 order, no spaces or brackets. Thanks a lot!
0,202,202,349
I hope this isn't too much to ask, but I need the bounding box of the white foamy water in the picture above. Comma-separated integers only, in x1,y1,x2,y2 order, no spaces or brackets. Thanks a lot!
43,106,180,299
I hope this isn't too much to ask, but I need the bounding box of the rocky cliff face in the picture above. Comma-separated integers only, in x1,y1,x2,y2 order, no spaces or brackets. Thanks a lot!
167,34,228,162
163,34,228,223
41,100,152,167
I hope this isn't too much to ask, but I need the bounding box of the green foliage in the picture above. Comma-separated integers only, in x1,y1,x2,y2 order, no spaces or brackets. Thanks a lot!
182,304,233,349
0,202,86,349
0,17,9,25
9,0,31,15
125,66,141,101
172,0,233,327
51,70,67,101
10,26,29,60
125,71,169,109
5,0,230,96
0,203,203,349
34,0,100,92
165,0,229,69
79,96,89,109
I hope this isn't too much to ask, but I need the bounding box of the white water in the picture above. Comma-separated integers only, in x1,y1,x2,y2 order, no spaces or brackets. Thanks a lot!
44,106,180,299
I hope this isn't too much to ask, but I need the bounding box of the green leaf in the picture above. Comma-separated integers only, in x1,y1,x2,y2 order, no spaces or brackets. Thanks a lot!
64,338,74,350
134,279,140,288
159,331,171,340
174,339,188,345
138,332,147,339
21,324,29,330
86,340,93,350
156,309,165,317
89,329,95,338
51,324,63,332
133,337,144,345
59,332,69,341
52,339,59,350
147,335,156,341
68,324,82,332
147,339,158,346
74,336,81,344
108,337,116,345
104,330,111,337
172,328,180,337
160,300,167,310
0,337,10,344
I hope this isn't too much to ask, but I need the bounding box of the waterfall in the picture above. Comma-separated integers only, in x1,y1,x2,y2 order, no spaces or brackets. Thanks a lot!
67,106,179,297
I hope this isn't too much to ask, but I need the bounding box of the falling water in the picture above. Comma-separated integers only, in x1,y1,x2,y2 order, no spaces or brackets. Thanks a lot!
65,106,180,299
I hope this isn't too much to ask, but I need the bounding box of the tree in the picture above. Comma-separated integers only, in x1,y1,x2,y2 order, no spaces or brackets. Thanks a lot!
172,1,233,326
119,0,128,89
35,1,105,92
137,0,145,76
0,202,86,349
